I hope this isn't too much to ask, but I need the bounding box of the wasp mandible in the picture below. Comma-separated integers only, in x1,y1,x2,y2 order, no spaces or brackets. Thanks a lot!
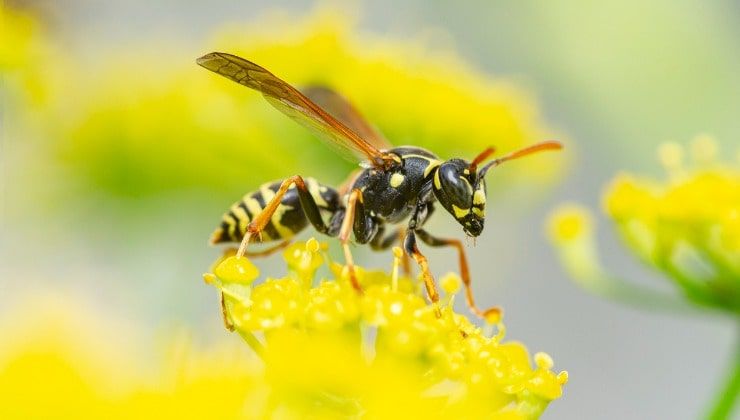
197,52,562,319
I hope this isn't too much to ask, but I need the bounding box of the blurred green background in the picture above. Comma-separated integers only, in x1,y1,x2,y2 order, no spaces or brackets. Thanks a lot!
2,1,738,418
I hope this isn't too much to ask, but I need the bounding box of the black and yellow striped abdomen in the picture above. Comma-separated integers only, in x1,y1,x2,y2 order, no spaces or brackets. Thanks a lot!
210,177,340,244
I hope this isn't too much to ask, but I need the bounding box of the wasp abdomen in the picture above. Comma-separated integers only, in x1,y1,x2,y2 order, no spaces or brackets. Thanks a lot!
210,178,339,244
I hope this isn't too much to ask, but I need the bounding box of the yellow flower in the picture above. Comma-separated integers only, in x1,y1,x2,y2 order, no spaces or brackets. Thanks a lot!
15,6,561,200
547,136,740,419
549,136,739,314
0,4,56,106
204,239,567,419
0,296,262,419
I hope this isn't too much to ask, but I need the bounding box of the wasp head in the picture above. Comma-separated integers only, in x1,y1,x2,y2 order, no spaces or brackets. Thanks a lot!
432,141,563,238
432,158,487,237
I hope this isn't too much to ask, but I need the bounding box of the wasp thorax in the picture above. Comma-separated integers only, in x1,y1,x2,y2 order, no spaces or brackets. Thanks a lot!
433,159,487,237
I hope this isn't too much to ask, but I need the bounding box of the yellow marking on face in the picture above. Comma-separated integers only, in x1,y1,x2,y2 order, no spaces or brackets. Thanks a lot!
472,207,485,217
423,160,441,177
473,189,486,205
307,178,328,207
434,170,442,190
452,204,470,219
271,204,295,239
390,173,405,188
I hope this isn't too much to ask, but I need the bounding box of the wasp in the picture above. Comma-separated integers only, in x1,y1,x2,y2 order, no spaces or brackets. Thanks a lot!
197,52,562,319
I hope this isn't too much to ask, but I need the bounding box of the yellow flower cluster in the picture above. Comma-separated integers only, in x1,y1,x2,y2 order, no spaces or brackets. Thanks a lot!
9,5,561,199
0,297,263,419
203,239,567,419
548,136,739,314
0,4,56,106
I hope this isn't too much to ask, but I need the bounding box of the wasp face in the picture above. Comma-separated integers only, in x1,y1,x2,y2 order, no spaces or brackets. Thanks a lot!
433,159,487,237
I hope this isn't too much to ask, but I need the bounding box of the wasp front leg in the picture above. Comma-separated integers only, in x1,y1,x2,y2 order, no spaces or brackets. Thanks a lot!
415,229,501,320
402,200,443,316
403,230,441,317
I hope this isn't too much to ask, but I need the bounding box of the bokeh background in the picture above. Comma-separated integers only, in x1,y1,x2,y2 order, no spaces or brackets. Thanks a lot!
1,1,739,418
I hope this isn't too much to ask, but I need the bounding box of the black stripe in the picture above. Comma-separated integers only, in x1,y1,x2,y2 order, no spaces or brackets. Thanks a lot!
249,191,280,241
225,211,239,241
238,200,253,220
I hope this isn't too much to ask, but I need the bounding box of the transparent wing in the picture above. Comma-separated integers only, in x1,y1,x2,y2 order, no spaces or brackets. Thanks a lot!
302,86,393,152
197,52,392,167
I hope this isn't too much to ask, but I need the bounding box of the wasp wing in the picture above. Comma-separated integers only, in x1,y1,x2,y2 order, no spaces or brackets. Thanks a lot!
302,86,392,152
197,52,390,167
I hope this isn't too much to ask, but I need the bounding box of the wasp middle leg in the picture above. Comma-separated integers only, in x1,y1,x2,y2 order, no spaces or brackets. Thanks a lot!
338,188,380,293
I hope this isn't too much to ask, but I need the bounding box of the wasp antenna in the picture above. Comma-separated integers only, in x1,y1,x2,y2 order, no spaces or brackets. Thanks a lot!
501,140,562,161
479,141,562,177
469,146,496,173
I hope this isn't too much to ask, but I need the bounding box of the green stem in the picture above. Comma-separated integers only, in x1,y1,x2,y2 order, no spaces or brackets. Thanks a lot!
559,243,709,316
236,328,265,360
706,329,740,420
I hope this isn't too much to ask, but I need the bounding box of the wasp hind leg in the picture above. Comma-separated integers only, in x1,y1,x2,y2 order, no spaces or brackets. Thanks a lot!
235,175,336,258
221,240,292,259
415,229,502,321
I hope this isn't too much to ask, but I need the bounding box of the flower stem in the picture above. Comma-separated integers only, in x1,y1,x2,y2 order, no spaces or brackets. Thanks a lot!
236,328,265,360
706,328,740,420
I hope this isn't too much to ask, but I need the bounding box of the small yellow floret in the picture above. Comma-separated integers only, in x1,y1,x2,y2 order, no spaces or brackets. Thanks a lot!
534,351,554,370
557,370,569,385
546,204,593,244
690,134,718,164
440,272,462,295
484,308,503,325
214,256,259,284
658,141,684,170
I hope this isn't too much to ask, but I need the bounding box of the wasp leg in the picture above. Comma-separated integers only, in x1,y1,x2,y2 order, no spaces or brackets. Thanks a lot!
403,230,442,317
338,188,366,293
415,229,502,320
397,229,411,277
237,175,334,258
369,225,398,251
222,240,292,259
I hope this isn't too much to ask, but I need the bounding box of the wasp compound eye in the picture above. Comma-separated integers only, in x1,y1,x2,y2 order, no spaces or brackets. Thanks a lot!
435,159,474,210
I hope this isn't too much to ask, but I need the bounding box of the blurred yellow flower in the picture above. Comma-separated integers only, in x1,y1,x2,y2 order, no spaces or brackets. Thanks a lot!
549,136,739,314
547,136,739,420
0,5,45,105
0,296,263,419
203,238,567,419
14,6,561,200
